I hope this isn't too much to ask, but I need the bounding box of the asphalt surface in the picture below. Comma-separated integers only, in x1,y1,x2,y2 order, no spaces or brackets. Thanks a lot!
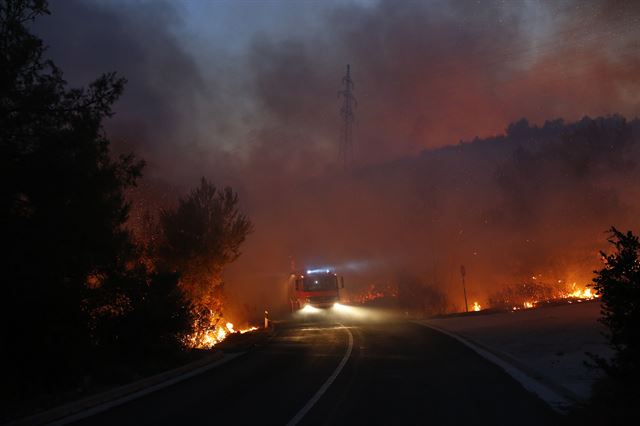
69,309,561,426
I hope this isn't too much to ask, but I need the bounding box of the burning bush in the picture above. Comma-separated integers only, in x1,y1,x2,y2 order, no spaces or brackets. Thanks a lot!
155,178,253,347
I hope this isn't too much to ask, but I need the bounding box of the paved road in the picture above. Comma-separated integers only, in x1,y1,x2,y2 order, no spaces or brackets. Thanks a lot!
70,312,560,425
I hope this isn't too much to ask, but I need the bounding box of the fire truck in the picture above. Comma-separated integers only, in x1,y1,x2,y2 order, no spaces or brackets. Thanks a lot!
289,268,344,311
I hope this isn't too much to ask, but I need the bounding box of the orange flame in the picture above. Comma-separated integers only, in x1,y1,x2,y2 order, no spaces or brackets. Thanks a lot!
189,321,259,349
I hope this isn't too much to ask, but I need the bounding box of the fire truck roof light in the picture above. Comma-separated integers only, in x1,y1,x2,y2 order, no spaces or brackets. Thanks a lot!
306,268,331,274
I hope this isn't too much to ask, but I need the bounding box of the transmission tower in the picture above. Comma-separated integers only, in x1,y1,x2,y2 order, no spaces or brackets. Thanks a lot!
338,64,357,169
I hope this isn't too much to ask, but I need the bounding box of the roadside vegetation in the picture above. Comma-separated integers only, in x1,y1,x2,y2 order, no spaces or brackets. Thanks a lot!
397,276,450,316
154,178,253,347
0,0,251,418
568,228,640,425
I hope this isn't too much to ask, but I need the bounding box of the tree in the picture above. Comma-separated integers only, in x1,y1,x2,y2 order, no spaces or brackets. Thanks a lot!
158,178,252,294
0,0,145,391
88,268,194,380
591,227,640,382
157,178,252,341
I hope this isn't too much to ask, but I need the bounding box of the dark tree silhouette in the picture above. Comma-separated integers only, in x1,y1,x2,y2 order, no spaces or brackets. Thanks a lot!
0,0,194,397
591,228,640,382
88,268,194,381
158,178,252,297
574,228,640,425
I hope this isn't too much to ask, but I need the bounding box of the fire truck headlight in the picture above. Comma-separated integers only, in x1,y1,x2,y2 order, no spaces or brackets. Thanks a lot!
332,302,349,312
301,304,320,314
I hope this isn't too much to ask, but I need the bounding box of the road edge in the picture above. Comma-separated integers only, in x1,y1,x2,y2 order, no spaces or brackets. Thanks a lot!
5,325,279,426
413,320,580,414
5,351,244,426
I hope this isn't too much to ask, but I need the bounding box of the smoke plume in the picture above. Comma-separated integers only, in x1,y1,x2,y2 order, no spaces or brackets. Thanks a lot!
34,0,640,316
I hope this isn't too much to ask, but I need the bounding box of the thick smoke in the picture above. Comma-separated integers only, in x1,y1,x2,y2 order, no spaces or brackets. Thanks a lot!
33,1,640,317
32,0,239,185
232,116,640,314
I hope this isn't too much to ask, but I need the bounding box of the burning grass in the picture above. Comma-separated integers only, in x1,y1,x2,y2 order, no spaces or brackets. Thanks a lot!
188,318,259,349
488,280,599,312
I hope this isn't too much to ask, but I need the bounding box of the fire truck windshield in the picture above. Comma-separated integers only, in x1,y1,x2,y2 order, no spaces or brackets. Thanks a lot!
303,275,338,291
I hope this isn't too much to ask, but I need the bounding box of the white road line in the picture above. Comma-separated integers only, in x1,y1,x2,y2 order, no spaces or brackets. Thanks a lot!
415,321,574,413
49,352,245,425
286,324,354,426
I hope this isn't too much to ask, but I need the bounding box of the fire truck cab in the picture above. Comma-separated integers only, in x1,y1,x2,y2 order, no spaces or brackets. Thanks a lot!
290,268,344,311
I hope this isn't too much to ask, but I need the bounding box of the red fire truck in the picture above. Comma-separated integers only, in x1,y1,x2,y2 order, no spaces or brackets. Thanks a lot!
289,268,344,311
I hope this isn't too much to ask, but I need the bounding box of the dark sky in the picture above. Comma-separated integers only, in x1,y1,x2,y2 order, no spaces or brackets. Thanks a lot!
33,0,640,314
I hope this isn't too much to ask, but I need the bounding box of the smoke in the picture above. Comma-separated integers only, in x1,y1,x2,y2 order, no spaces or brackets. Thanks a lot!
33,0,640,317
32,0,240,185
232,116,640,316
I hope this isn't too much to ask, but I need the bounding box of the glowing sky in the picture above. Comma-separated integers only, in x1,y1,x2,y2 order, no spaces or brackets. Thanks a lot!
34,0,639,183
32,1,640,310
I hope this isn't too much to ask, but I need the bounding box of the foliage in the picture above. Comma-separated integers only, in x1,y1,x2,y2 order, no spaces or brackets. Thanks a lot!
157,178,253,302
0,0,193,397
590,227,640,382
88,269,194,379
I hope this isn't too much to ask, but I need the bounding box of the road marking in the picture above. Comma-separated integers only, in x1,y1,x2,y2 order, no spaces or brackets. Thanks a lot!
415,321,574,413
48,352,245,425
286,324,354,426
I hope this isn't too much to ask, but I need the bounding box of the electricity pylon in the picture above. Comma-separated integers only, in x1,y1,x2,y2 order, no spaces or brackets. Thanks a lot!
338,64,357,169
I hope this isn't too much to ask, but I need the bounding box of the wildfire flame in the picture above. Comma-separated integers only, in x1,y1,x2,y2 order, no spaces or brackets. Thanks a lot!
473,301,481,311
189,321,259,349
504,283,597,312
568,287,595,299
